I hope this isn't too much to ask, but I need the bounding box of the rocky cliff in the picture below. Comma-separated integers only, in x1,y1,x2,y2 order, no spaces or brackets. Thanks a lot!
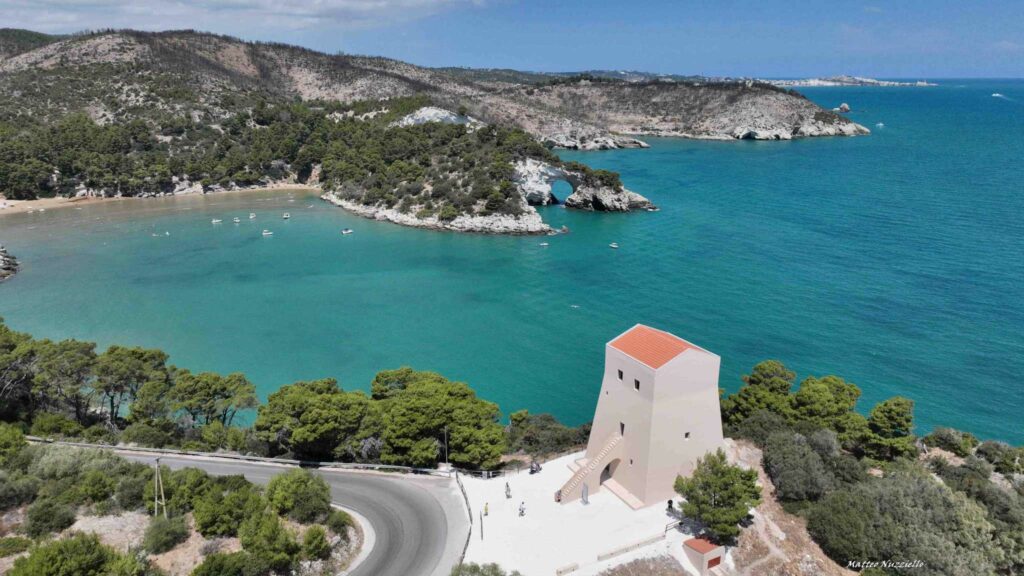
0,245,18,282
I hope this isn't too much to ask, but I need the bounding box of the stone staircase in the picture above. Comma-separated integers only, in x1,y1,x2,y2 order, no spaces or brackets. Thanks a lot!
556,434,622,503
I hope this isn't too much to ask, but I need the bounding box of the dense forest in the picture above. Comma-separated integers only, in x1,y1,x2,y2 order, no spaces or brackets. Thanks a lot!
0,95,623,221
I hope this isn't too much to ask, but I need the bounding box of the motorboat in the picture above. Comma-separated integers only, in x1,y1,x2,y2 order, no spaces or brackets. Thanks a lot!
211,219,223,224
233,217,241,223
249,213,256,219
282,213,290,219
539,242,549,247
262,230,273,236
609,242,619,249
341,228,354,235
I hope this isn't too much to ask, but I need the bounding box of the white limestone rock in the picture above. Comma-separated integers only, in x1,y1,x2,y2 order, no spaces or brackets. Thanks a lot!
390,106,484,130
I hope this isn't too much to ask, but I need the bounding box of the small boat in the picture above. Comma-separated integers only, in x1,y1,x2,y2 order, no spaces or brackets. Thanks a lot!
262,230,273,236
211,219,223,224
282,213,290,220
151,233,159,237
165,231,170,236
233,217,241,223
539,242,549,247
341,228,354,235
876,122,885,128
992,93,1004,98
249,213,256,219
609,242,619,249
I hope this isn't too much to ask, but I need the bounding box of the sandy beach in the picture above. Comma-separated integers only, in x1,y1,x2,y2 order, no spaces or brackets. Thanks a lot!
0,185,321,217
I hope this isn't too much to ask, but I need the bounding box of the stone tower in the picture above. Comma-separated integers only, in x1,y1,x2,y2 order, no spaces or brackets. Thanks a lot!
556,324,724,508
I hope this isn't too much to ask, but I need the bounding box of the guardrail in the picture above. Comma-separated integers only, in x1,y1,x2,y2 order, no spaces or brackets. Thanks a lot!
25,436,450,477
455,471,474,568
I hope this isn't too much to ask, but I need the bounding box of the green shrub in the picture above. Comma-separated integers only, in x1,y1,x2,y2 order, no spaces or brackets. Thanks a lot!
265,469,330,523
193,485,265,537
733,409,791,447
239,511,300,573
923,427,980,457
976,441,1024,475
77,469,116,504
82,425,117,445
762,432,834,502
0,471,39,511
143,515,189,554
9,533,148,576
0,536,31,558
191,551,269,576
505,411,589,457
302,525,331,560
24,498,76,537
0,423,26,465
28,414,83,438
326,509,352,539
117,476,149,511
122,421,176,448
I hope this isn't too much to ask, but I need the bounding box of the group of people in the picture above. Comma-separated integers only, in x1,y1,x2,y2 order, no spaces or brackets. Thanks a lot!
483,481,527,519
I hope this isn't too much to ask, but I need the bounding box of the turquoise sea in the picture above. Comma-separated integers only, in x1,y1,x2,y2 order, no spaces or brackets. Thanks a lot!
1,80,1022,442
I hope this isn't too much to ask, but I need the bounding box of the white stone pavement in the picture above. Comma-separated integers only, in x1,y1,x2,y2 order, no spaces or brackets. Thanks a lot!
461,452,707,576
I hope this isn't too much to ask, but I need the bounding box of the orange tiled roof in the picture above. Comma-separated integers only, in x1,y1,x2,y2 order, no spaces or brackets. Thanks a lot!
609,324,696,368
684,537,720,554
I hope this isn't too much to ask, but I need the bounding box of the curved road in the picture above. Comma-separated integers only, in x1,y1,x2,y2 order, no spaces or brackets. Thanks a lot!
122,453,469,576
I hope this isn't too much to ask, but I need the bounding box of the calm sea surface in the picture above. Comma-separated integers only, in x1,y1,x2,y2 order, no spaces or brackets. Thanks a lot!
1,80,1022,442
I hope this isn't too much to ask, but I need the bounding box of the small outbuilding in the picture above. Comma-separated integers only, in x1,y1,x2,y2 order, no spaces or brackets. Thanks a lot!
683,537,724,575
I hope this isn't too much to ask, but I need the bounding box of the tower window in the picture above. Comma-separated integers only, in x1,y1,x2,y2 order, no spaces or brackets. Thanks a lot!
617,369,623,380
684,432,691,440
629,459,634,466
620,422,625,436
634,378,640,391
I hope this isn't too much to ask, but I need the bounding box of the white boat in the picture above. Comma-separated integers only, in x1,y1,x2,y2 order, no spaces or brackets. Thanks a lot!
341,228,354,235
282,213,290,219
993,93,1004,98
249,213,256,219
876,122,885,128
539,242,549,247
211,219,223,224
262,230,273,236
609,242,619,249
233,217,241,223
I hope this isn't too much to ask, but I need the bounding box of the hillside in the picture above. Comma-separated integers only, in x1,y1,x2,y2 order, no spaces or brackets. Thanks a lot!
0,29,864,234
0,29,866,146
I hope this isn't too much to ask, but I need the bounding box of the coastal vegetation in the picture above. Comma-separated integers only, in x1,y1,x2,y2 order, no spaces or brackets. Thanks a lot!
0,317,547,470
673,450,761,543
0,434,356,575
724,360,1024,575
4,315,1024,574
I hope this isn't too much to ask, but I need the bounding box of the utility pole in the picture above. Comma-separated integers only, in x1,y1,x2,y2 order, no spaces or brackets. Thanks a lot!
153,458,167,518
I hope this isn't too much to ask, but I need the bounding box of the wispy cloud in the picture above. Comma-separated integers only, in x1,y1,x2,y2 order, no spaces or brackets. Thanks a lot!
0,0,482,33
991,39,1023,53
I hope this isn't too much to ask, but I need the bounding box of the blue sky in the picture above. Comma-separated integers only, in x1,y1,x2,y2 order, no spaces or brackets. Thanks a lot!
2,0,1021,77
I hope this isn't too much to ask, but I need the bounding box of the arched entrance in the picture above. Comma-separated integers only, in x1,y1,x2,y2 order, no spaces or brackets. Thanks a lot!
600,458,621,485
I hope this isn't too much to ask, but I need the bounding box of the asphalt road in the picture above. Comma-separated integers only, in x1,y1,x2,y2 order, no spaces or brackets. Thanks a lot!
121,453,469,576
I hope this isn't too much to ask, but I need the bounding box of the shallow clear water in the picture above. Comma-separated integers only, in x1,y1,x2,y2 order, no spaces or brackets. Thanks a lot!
1,80,1022,441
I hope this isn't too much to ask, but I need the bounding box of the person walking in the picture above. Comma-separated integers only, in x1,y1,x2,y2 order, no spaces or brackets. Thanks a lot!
505,482,511,499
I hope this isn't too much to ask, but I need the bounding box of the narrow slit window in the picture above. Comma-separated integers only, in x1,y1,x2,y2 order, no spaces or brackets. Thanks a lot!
620,422,625,436
684,432,691,440
617,369,623,380
634,378,640,391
